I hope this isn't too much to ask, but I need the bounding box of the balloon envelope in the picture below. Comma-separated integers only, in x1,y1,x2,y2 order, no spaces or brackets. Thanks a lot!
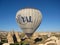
16,8,42,37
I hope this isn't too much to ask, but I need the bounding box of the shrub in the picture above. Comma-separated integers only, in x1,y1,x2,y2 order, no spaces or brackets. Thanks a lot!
20,41,30,45
1,40,8,43
0,42,3,45
10,43,19,45
10,43,14,45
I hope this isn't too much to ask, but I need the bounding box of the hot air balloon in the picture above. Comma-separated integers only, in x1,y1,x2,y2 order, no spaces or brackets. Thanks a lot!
16,8,42,38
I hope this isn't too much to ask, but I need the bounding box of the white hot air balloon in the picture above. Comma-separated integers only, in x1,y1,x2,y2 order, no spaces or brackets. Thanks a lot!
16,8,42,37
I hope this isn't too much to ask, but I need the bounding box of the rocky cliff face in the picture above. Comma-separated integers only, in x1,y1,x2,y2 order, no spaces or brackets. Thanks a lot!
7,32,14,44
15,32,21,42
7,32,21,44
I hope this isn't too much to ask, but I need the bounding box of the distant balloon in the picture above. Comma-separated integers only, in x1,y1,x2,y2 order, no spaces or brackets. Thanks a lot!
16,8,42,37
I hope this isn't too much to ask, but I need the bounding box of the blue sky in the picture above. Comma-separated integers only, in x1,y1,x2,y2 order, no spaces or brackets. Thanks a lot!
0,0,60,32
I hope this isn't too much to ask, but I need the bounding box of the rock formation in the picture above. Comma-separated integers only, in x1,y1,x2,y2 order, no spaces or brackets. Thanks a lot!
7,32,14,44
15,32,21,42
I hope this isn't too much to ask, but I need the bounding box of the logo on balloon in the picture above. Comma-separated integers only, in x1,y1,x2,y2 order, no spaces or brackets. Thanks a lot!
16,15,32,25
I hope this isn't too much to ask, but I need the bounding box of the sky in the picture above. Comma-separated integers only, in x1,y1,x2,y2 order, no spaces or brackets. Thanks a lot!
0,0,60,32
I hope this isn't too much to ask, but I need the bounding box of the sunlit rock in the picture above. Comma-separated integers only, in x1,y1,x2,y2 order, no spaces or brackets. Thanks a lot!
7,32,14,44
